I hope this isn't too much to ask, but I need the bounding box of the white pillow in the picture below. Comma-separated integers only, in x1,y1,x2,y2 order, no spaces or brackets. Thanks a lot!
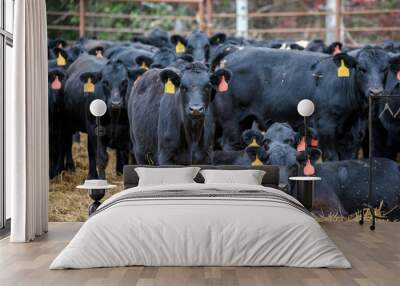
135,167,200,186
200,169,266,185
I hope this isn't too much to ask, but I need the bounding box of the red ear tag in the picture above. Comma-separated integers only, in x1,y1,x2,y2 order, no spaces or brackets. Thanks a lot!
297,137,306,152
333,45,341,55
397,71,400,81
304,160,315,176
218,75,228,92
311,138,319,147
51,76,62,90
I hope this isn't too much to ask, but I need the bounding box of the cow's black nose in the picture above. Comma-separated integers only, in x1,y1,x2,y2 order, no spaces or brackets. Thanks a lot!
111,99,122,109
189,105,205,117
369,87,383,96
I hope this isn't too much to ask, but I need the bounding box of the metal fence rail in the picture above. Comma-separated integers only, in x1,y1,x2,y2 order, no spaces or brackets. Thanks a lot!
47,0,400,45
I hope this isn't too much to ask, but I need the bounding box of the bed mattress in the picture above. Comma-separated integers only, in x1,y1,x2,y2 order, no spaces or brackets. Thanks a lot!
50,183,350,269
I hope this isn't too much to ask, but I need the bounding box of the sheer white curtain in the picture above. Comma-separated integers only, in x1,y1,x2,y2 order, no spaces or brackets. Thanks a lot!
7,0,48,242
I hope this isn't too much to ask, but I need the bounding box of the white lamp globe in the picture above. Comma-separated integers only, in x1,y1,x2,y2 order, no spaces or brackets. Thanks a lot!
90,99,107,117
297,99,315,117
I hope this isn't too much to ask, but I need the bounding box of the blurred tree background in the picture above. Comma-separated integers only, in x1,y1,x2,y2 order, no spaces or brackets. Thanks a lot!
46,0,400,44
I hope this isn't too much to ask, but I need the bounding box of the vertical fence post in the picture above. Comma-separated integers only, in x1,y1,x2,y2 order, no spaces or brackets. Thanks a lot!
197,2,205,31
206,0,213,35
79,0,85,37
236,0,248,38
335,0,342,42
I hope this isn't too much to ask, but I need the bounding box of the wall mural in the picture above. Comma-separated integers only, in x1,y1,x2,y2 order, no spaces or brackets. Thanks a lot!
48,29,400,221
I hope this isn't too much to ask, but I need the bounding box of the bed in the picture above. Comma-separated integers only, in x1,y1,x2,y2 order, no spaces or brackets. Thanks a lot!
50,165,350,269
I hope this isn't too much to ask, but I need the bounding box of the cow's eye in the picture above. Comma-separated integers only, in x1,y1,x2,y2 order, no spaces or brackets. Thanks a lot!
103,81,110,89
358,66,367,73
120,80,128,89
284,139,294,145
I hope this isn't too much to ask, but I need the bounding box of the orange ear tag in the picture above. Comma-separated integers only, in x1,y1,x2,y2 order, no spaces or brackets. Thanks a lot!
218,75,228,92
84,78,95,93
248,138,260,148
96,50,103,58
297,137,306,152
57,53,66,66
165,79,175,95
397,71,400,81
175,41,186,53
251,154,263,166
333,45,341,55
338,59,350,77
304,160,315,176
311,138,319,147
51,76,62,90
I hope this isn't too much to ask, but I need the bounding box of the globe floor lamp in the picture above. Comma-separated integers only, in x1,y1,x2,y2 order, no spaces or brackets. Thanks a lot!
297,99,315,173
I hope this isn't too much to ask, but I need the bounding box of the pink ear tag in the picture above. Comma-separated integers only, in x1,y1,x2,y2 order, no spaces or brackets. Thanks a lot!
333,45,341,55
304,160,315,176
297,137,306,152
311,138,319,147
218,75,228,92
51,76,62,90
397,71,400,81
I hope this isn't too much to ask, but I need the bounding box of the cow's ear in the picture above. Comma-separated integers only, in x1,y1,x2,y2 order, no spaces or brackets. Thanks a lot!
53,47,69,67
48,69,66,82
160,69,181,94
89,46,104,58
55,39,67,49
210,68,232,92
178,54,194,63
242,129,263,147
170,35,187,54
135,55,153,70
290,43,304,50
325,42,343,55
333,53,358,78
79,72,102,84
128,68,147,82
209,33,226,45
389,55,400,74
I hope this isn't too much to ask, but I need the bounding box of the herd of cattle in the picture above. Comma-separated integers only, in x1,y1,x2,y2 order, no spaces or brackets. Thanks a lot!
48,28,400,215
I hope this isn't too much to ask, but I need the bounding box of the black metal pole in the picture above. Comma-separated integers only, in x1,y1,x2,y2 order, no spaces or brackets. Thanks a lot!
304,116,308,175
368,96,373,206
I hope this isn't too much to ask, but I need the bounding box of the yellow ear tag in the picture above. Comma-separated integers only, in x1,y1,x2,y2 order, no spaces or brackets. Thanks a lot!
248,138,260,148
251,155,263,166
84,77,95,93
338,59,350,77
140,62,149,70
57,53,66,66
165,79,175,95
175,41,186,54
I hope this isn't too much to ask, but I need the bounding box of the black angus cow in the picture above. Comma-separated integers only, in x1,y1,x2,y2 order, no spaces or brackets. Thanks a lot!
314,158,400,216
212,46,392,161
132,28,172,49
171,30,210,62
48,68,70,178
212,129,268,166
372,54,400,159
63,54,141,178
129,62,231,165
108,47,154,69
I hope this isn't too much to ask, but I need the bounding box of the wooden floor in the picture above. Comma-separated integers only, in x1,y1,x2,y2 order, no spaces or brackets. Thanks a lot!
0,222,399,286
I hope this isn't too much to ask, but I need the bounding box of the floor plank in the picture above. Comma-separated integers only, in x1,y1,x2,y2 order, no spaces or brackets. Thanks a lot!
0,222,399,286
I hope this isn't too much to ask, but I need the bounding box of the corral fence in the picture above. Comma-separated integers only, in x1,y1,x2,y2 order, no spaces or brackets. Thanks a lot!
47,0,400,46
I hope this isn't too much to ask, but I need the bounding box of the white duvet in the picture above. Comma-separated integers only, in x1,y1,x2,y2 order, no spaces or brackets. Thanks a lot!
50,183,350,269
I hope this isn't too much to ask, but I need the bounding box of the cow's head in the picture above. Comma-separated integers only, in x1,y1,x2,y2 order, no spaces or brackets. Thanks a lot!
150,48,177,69
172,31,210,62
385,55,400,94
79,59,130,111
263,122,299,148
160,62,232,120
352,46,391,97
